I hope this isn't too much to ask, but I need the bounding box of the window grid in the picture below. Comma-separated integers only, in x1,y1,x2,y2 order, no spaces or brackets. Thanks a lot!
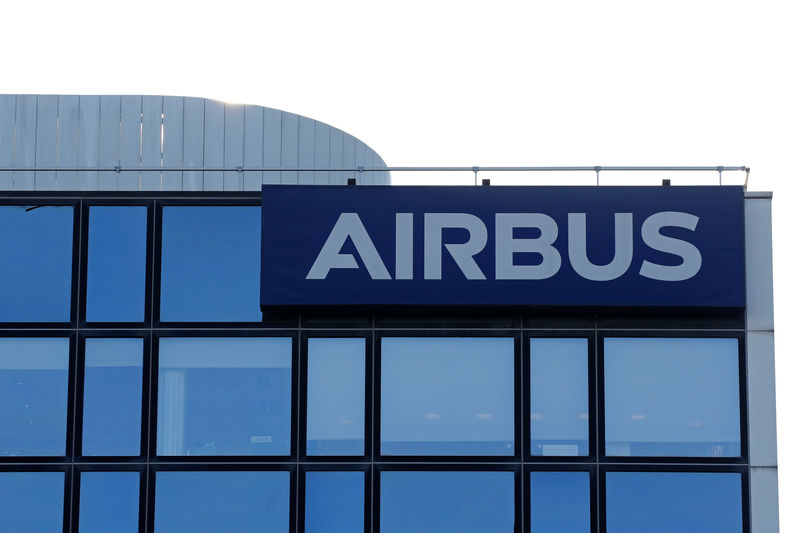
0,194,750,533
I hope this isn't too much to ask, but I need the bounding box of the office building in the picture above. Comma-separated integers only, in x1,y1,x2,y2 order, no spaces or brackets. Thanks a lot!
0,94,778,532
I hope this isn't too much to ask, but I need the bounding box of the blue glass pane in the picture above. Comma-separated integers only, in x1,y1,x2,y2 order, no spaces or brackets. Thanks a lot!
0,338,69,456
531,472,590,533
157,337,292,456
0,205,73,322
531,338,589,456
79,472,139,533
381,471,514,533
604,338,740,457
86,206,147,322
381,337,514,455
307,338,365,455
160,206,261,322
305,471,364,533
0,472,64,532
82,338,143,456
155,471,289,533
606,472,742,533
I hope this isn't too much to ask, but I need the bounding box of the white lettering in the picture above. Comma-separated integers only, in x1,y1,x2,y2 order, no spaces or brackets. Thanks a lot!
639,211,702,281
424,213,487,280
306,213,391,280
395,213,414,280
568,213,633,281
495,213,561,279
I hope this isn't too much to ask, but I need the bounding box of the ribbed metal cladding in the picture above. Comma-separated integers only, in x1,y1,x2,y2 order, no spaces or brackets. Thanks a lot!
0,95,390,191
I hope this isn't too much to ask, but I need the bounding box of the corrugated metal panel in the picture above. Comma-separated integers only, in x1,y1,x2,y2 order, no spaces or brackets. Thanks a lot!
342,133,355,185
56,95,79,190
34,95,58,190
243,105,263,190
314,120,330,185
120,95,142,190
182,97,204,191
0,95,15,189
329,128,343,185
298,116,315,185
0,95,389,191
98,95,121,190
14,95,37,190
203,99,224,191
223,103,244,191
141,96,163,190
280,111,299,184
162,96,183,191
77,95,100,190
263,108,281,185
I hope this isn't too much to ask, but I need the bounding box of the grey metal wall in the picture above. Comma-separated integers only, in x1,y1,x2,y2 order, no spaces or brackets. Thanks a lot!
745,192,780,533
0,95,389,191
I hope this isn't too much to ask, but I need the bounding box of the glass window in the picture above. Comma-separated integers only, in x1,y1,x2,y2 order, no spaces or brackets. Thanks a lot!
0,338,69,456
305,471,364,533
530,471,590,533
79,472,139,533
154,471,289,533
0,472,64,532
86,206,147,322
604,338,741,457
606,472,742,533
160,206,261,322
381,337,514,455
531,338,589,456
307,338,365,456
0,205,73,322
380,471,514,533
82,338,143,456
157,337,292,456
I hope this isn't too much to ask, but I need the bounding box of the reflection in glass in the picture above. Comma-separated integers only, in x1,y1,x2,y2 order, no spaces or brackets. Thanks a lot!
0,472,64,532
307,338,365,455
604,338,740,457
0,205,73,322
82,338,143,456
155,471,289,533
86,206,147,322
305,471,364,533
531,338,589,456
531,471,590,533
606,472,742,533
381,471,514,533
0,338,69,456
381,337,514,455
160,206,261,322
157,337,292,456
79,472,139,533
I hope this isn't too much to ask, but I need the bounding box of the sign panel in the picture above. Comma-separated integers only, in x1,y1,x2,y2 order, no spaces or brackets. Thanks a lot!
261,186,745,307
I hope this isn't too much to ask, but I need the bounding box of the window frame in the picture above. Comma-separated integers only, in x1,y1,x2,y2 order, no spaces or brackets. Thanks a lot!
75,331,151,462
154,199,266,328
524,331,596,463
0,199,79,327
598,464,750,533
80,200,154,328
0,331,76,462
375,330,522,463
149,330,299,463
598,331,748,464
300,330,373,462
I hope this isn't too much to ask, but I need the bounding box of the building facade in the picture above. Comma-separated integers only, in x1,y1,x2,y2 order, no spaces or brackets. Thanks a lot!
0,95,778,532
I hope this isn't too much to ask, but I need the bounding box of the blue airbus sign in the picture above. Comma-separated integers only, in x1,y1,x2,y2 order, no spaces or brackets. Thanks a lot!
260,185,745,307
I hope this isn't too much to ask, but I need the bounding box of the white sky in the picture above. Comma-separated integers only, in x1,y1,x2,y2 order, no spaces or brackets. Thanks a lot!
2,0,798,528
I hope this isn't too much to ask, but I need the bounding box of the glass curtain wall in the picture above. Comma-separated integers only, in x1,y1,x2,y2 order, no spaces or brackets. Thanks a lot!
0,195,748,533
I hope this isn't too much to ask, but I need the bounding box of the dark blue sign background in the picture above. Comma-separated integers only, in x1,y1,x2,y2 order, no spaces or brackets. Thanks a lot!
261,186,744,307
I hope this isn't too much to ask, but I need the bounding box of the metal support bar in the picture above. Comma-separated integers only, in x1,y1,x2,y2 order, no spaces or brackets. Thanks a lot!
0,166,750,173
